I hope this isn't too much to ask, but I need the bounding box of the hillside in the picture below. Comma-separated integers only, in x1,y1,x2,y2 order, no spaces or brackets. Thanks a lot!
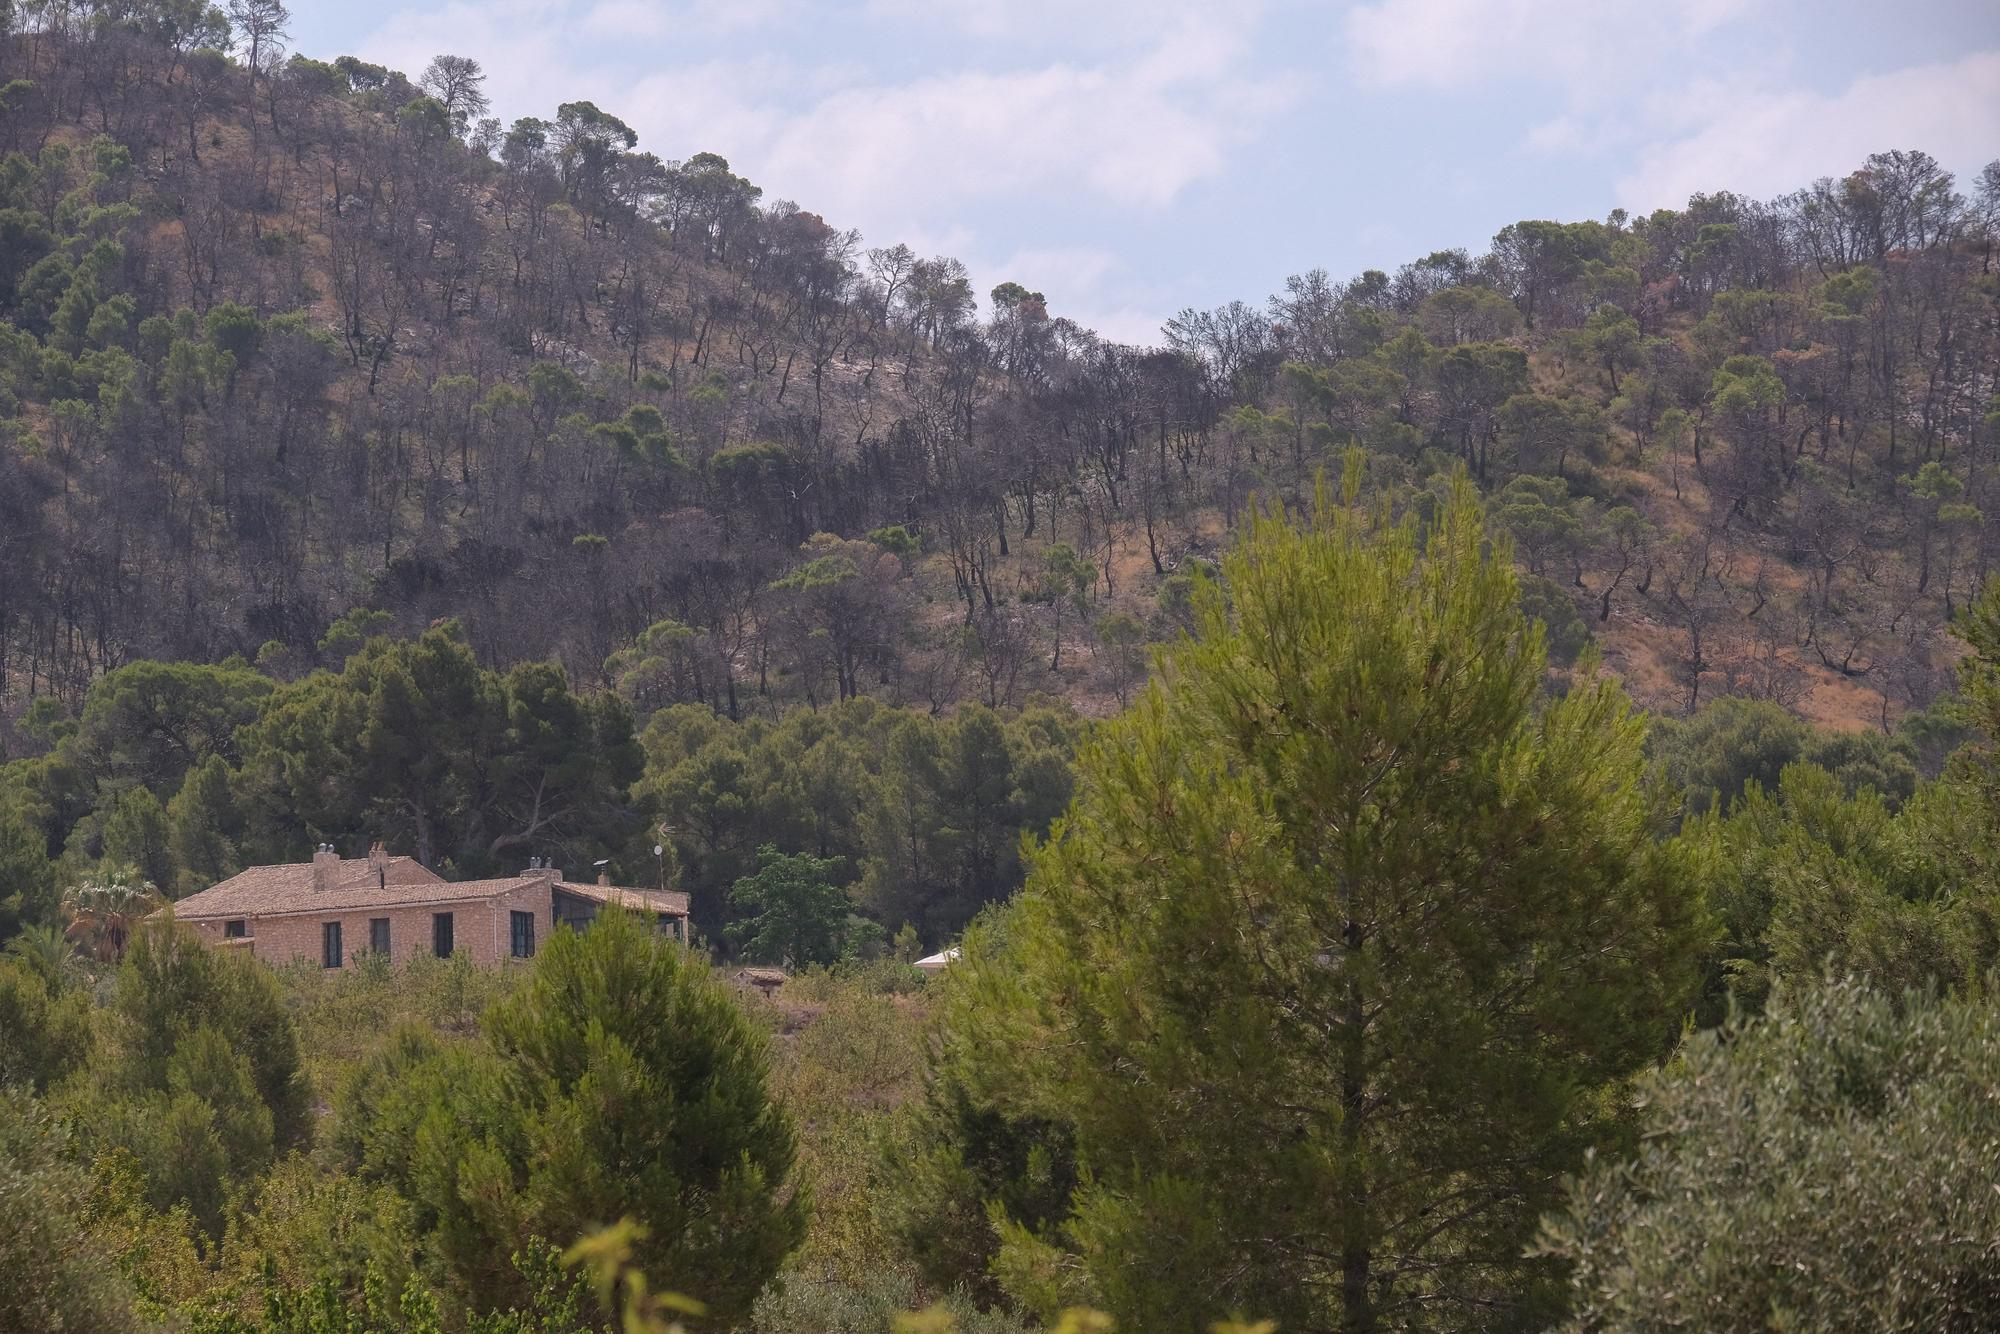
1,18,1997,749
12,9,2000,1333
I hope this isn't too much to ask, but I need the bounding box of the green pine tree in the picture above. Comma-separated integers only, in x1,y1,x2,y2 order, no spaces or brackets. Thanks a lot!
339,908,806,1323
101,784,175,896
166,754,242,897
939,459,1707,1331
0,810,58,945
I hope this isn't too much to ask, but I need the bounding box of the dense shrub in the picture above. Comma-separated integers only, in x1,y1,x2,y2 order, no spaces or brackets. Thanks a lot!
1542,978,2000,1331
0,1090,140,1331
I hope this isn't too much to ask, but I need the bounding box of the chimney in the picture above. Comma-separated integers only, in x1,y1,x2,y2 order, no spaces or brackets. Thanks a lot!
597,869,611,886
312,844,340,892
368,841,390,890
523,857,560,883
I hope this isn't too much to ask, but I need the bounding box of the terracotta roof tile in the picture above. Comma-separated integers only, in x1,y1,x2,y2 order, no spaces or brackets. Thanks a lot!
169,857,689,922
171,856,438,919
556,881,692,917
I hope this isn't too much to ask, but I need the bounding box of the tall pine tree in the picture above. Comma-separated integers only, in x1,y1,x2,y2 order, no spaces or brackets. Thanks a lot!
942,459,1707,1331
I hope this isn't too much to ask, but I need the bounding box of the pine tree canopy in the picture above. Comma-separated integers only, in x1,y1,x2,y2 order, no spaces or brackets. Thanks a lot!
943,457,1710,1332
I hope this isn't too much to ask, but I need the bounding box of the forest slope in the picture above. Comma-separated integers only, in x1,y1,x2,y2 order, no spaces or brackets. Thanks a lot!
1,15,1997,744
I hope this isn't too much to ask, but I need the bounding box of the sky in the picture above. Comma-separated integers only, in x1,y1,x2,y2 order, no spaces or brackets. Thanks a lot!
292,0,2000,346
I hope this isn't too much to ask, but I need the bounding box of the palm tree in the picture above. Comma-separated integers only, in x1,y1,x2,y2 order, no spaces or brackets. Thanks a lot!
3,922,82,992
62,867,163,963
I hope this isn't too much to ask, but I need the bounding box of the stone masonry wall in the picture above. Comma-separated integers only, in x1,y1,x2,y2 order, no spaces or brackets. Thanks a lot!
186,878,555,969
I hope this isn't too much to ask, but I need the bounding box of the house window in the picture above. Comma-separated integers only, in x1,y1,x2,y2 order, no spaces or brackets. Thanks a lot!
322,921,343,969
433,912,454,958
224,919,247,939
510,910,535,959
369,917,391,955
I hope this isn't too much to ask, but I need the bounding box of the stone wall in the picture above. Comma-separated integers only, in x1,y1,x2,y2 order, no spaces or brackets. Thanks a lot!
186,879,553,969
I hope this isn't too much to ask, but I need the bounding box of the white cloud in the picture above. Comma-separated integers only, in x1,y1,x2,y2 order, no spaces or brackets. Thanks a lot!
361,0,801,117
995,246,1122,294
766,58,1282,219
579,1,670,40
1614,50,2000,211
360,3,1293,225
361,0,584,118
606,10,1296,259
863,0,1240,49
973,245,1166,343
1344,0,1753,95
580,0,797,39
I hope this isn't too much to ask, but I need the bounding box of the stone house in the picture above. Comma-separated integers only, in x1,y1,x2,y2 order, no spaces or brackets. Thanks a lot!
168,843,690,968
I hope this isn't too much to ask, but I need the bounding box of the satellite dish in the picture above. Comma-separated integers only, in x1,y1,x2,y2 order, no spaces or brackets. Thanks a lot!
653,844,664,857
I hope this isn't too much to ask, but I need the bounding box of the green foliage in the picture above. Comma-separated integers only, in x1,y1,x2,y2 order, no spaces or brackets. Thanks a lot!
397,95,454,141
604,619,723,716
1578,305,1643,389
214,1155,427,1322
763,976,927,1284
60,866,162,962
1093,610,1150,705
936,462,1706,1330
1652,695,1806,815
1542,978,2000,1332
1,921,82,994
203,302,263,365
753,1272,1032,1334
729,843,853,966
637,698,1075,950
766,533,912,704
1953,574,2000,801
0,1089,141,1331
316,607,394,662
878,1067,1078,1311
72,657,273,797
96,1028,269,1236
1417,283,1520,346
338,909,805,1322
867,524,920,562
1490,472,1587,576
200,1236,608,1334
1434,340,1529,478
1516,573,1593,669
0,957,92,1092
0,41,1994,1332
167,755,244,897
0,804,58,942
96,923,310,1222
1154,559,1218,634
109,920,310,1152
1709,354,1784,416
1691,763,2000,1022
1799,725,1919,807
855,706,1073,942
236,625,641,874
1495,392,1605,479
101,783,174,893
1025,543,1096,670
1655,695,1920,818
